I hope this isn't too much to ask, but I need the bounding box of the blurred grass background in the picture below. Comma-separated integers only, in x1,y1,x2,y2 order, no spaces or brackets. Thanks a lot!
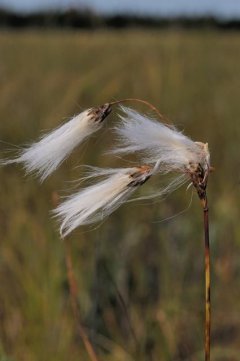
0,29,240,361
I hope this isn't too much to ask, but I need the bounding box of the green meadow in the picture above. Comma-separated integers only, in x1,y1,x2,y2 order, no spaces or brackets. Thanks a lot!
0,29,240,361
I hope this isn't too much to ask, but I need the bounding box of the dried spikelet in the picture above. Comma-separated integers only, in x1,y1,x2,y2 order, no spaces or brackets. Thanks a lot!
1,104,111,182
53,165,152,238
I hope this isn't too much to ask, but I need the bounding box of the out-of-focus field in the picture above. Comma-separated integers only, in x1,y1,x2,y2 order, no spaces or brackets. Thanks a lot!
0,29,240,361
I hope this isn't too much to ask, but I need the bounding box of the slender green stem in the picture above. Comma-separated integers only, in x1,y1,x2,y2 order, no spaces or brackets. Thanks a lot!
202,197,211,361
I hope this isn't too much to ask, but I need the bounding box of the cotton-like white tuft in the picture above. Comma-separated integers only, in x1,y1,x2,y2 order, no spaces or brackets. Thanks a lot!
1,104,111,182
53,166,152,238
111,107,210,174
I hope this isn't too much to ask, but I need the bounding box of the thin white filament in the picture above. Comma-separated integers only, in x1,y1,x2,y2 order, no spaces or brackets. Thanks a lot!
130,173,188,203
152,187,194,224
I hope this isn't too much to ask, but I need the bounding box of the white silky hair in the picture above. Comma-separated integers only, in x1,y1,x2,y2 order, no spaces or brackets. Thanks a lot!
1,109,103,182
53,167,151,238
111,106,209,173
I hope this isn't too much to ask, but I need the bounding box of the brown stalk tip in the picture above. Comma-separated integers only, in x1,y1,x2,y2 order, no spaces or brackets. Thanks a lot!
90,103,112,123
128,165,152,187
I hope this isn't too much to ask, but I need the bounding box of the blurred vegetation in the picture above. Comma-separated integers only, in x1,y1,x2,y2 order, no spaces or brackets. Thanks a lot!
1,8,240,30
0,29,240,361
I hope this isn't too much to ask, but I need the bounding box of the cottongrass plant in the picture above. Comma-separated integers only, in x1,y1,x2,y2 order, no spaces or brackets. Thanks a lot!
1,99,212,361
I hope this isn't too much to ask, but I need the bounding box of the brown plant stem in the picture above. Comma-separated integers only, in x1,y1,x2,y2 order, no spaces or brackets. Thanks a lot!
64,239,101,361
109,98,170,123
201,196,211,361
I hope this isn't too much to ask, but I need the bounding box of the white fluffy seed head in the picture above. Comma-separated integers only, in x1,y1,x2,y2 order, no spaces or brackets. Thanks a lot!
53,165,152,238
111,106,210,175
1,104,111,182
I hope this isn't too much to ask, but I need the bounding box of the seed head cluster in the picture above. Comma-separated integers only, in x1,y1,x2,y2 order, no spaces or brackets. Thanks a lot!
1,101,210,237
